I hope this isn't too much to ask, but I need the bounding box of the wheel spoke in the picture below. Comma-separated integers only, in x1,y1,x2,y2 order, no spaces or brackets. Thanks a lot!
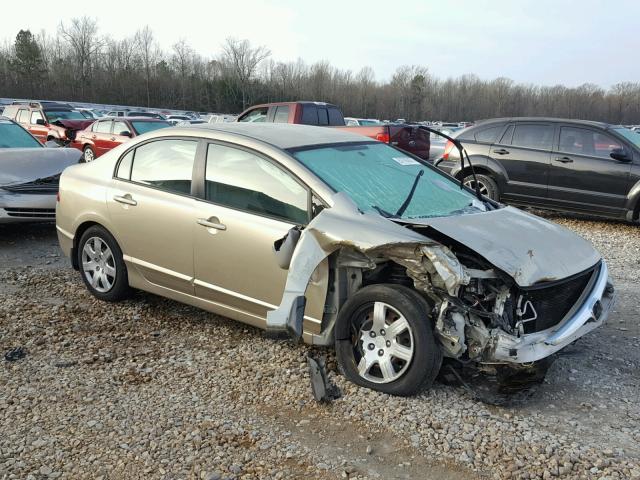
94,238,103,254
386,317,409,339
378,357,396,381
103,264,116,277
83,243,95,257
357,356,371,376
82,260,97,271
388,342,413,362
90,270,100,288
372,302,387,330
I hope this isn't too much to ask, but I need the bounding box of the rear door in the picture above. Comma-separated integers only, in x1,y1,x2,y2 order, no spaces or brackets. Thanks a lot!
491,122,555,205
92,120,113,156
547,125,632,216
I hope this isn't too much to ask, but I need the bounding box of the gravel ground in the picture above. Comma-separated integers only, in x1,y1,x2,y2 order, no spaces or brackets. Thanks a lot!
1,216,639,480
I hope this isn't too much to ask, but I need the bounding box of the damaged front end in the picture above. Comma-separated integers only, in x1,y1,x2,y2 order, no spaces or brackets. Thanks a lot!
267,193,615,374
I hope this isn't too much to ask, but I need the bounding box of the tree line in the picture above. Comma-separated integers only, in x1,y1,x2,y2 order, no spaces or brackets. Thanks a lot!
1,17,640,124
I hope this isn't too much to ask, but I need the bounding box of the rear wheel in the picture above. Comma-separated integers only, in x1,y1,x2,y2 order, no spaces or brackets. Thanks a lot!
335,284,442,396
463,173,499,201
83,146,96,162
77,225,131,302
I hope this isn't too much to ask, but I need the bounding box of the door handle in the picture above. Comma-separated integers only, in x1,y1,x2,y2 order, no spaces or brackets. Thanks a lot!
493,148,510,155
554,156,573,163
91,135,97,139
197,217,227,231
113,194,137,206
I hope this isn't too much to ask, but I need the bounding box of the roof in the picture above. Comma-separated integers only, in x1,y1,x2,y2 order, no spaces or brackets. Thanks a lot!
169,123,375,149
475,116,614,129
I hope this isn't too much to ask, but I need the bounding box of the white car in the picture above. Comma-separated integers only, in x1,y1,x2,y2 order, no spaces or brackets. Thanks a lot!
0,117,81,223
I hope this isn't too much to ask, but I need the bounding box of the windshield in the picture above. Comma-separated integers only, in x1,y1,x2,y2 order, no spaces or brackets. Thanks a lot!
46,110,86,122
293,142,486,219
131,121,171,135
0,120,42,148
612,127,640,149
359,119,382,126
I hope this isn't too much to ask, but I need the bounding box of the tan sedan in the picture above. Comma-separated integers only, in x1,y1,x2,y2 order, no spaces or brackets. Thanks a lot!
56,123,614,396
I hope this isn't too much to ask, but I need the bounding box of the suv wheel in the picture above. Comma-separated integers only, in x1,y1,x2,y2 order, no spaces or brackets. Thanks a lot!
335,284,442,396
463,174,499,201
83,146,96,162
77,225,131,302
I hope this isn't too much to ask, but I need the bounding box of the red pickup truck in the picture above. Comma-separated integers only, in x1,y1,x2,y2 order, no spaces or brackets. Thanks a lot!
237,101,430,160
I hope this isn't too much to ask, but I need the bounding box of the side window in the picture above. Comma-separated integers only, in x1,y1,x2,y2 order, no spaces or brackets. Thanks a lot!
205,143,309,224
273,106,290,123
327,107,344,126
238,107,268,123
17,109,30,123
474,125,503,143
95,121,112,133
130,139,198,195
317,108,329,126
498,125,514,145
30,111,44,124
113,121,131,136
559,127,623,159
116,150,134,179
511,124,554,150
300,104,318,125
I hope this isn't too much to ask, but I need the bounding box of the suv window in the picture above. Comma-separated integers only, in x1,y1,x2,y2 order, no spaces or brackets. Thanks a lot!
94,121,112,133
300,104,318,125
327,107,344,125
498,125,514,145
30,111,44,124
205,143,308,224
17,109,30,123
128,139,198,195
273,105,290,123
559,127,624,159
512,124,554,150
238,107,268,123
474,125,503,143
317,108,329,126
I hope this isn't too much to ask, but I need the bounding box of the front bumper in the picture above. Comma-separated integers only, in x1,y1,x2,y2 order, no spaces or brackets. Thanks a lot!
0,191,56,223
487,260,614,364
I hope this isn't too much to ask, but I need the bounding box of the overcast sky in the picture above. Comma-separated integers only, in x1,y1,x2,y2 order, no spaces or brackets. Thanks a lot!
2,0,637,88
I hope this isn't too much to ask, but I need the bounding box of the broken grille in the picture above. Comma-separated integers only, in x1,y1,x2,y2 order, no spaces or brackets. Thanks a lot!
517,263,599,334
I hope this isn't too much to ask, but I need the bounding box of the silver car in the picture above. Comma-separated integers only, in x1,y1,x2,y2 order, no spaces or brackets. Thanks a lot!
55,123,614,396
0,117,81,223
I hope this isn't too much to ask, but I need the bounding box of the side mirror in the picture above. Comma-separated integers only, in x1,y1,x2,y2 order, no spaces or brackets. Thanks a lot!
36,118,46,126
610,147,631,162
119,131,132,137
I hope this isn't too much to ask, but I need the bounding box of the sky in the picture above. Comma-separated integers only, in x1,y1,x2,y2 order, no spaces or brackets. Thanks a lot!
2,0,638,88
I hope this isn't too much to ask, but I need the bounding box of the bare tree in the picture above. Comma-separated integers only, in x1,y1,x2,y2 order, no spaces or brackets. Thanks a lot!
58,17,104,98
220,37,270,108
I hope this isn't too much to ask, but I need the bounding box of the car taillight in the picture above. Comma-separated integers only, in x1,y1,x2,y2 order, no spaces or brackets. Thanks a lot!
442,140,454,160
375,132,390,144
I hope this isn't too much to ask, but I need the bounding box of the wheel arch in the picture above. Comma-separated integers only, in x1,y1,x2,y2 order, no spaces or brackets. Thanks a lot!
71,221,120,270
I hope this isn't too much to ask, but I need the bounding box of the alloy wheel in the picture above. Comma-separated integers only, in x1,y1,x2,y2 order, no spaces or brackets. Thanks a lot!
81,237,116,293
352,301,414,384
463,178,489,196
84,148,95,162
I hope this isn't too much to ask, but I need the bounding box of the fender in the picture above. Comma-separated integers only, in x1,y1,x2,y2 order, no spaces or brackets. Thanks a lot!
449,155,510,190
624,177,640,221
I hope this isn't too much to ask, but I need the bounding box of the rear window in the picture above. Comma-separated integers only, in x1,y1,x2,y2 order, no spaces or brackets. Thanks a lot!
273,106,290,123
317,108,329,126
328,107,345,126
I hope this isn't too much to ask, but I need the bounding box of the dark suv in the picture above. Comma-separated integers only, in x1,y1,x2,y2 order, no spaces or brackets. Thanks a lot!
436,117,640,222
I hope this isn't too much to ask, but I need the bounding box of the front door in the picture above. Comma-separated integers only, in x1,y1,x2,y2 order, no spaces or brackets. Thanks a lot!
29,110,48,143
109,120,133,151
491,122,555,206
547,125,632,216
193,142,327,330
106,138,200,294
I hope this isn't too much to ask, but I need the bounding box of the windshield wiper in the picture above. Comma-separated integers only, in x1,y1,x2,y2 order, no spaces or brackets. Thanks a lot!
395,170,424,217
371,205,396,218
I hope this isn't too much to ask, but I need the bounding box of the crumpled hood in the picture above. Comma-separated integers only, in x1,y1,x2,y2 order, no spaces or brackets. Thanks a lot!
0,148,82,186
52,119,93,130
405,206,601,286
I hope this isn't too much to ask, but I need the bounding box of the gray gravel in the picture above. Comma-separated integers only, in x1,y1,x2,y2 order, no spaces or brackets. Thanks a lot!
1,216,639,479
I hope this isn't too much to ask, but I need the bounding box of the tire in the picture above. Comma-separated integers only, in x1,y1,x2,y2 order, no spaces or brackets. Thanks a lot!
335,284,442,396
83,146,96,163
462,173,499,201
77,225,132,302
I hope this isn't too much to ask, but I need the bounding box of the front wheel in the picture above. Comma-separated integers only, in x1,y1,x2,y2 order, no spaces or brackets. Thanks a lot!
463,173,499,201
335,284,442,396
77,225,132,302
